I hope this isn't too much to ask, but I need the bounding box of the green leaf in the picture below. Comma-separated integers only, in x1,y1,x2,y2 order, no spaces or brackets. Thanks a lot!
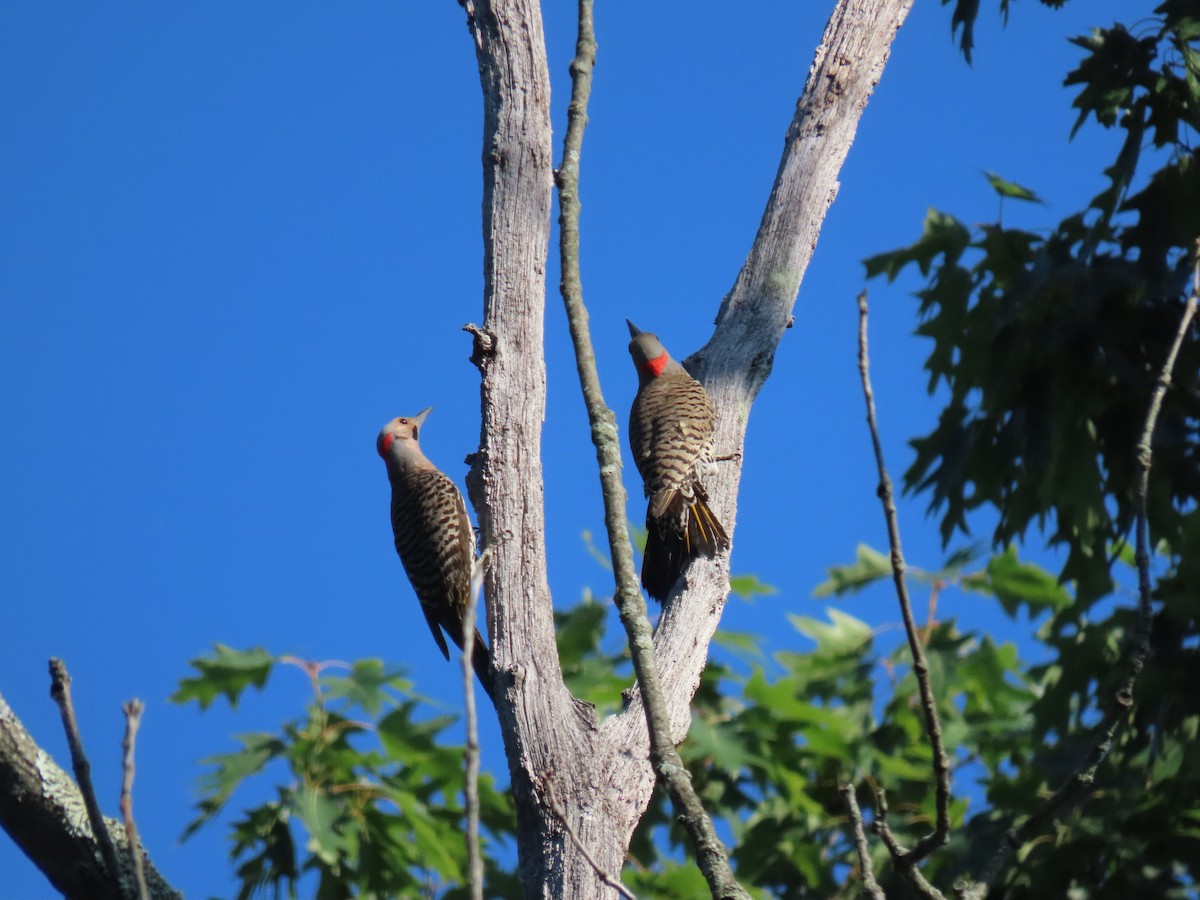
864,208,971,281
729,572,779,601
172,644,275,710
320,658,410,717
871,745,936,781
711,629,770,669
985,171,1045,203
787,608,873,657
624,860,715,899
554,599,607,664
812,544,891,597
386,787,465,882
377,705,458,764
227,801,298,898
1065,25,1154,135
293,785,351,867
184,732,286,838
982,547,1072,616
686,716,759,773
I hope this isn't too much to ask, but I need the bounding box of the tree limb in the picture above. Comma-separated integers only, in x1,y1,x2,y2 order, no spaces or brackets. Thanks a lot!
0,688,182,900
119,700,149,900
463,551,491,900
49,658,123,884
459,1,612,895
840,784,886,900
600,0,916,852
553,1,748,896
542,770,638,900
460,0,915,894
855,290,952,867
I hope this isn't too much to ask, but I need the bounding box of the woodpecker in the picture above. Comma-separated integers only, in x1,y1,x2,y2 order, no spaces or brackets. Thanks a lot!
377,409,494,701
626,321,729,601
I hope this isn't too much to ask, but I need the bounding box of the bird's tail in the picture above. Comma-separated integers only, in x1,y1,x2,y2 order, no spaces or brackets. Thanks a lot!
641,484,728,602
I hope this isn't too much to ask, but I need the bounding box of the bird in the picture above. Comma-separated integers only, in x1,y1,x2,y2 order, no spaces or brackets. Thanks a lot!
377,408,494,701
626,320,729,601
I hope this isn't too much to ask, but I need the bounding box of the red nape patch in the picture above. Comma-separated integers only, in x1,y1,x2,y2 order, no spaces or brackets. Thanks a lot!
640,352,669,377
377,433,394,458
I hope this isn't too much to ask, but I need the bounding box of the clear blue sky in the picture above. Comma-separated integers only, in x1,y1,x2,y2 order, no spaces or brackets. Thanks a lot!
0,2,1140,896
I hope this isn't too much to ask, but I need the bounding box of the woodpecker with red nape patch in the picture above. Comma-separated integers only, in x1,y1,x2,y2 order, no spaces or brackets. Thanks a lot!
626,321,729,601
377,408,494,701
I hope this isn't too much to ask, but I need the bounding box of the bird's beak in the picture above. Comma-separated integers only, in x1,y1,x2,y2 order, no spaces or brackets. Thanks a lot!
413,407,433,426
626,319,642,337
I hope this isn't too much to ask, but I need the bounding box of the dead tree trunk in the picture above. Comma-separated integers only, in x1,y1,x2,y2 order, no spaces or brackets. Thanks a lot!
461,0,914,896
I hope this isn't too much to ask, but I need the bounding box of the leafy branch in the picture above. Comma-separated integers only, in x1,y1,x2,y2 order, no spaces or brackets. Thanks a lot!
959,242,1200,898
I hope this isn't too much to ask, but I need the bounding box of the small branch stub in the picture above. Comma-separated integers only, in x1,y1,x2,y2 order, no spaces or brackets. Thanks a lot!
121,700,150,900
463,323,497,371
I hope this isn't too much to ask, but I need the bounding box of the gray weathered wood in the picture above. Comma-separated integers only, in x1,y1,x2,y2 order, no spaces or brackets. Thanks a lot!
464,0,914,895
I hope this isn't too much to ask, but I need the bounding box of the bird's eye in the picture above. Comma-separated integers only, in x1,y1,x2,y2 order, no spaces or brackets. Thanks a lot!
398,418,408,424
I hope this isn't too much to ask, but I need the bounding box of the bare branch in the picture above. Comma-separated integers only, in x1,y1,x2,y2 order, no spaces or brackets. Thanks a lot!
49,659,123,884
0,687,183,899
553,1,748,896
840,784,885,900
855,292,952,863
120,700,149,900
873,788,946,900
958,243,1200,900
463,550,491,900
543,771,638,900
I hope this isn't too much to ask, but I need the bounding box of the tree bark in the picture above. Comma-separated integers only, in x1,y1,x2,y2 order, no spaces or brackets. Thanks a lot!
463,0,913,896
0,0,915,895
0,690,182,900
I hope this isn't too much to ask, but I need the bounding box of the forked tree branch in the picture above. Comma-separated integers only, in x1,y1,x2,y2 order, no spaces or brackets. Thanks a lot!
958,244,1200,899
460,0,915,894
840,784,886,900
603,0,917,835
0,685,182,900
553,1,748,897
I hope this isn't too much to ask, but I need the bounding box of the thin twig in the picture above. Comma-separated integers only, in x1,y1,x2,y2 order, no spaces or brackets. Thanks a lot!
463,548,491,900
840,784,885,900
959,248,1199,900
48,658,123,883
543,771,638,900
120,700,149,900
856,291,952,864
872,788,947,900
553,2,749,897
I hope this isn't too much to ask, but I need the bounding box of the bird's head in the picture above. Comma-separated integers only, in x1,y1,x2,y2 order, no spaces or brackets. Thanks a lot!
626,320,671,380
377,407,433,466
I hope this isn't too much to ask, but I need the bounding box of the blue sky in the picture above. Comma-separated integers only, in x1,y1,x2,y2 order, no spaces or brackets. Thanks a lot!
0,2,1141,896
